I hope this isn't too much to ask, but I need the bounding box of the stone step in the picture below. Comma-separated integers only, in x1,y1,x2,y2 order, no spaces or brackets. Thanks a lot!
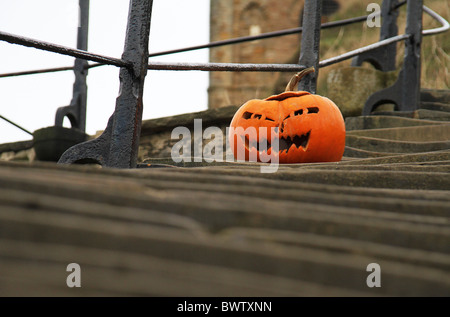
219,229,450,271
143,150,450,168
372,109,450,121
3,191,448,255
0,239,365,296
345,116,447,131
293,162,450,173
421,89,450,104
343,146,392,158
421,102,450,113
2,162,449,218
346,125,450,142
345,135,450,154
0,160,449,296
0,193,449,296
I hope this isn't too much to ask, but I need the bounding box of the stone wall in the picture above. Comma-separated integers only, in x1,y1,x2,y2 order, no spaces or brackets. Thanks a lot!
208,0,305,108
138,105,240,163
0,140,35,162
0,107,240,164
208,0,341,109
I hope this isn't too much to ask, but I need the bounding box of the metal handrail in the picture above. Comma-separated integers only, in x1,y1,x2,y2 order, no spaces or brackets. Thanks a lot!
320,34,410,68
146,61,307,72
1,5,447,77
0,30,130,68
148,14,373,58
0,63,102,79
0,5,447,77
422,5,450,36
0,115,32,136
321,5,450,68
0,14,374,78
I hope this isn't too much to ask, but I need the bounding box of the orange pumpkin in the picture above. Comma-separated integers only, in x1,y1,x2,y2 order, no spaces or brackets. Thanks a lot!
229,67,345,164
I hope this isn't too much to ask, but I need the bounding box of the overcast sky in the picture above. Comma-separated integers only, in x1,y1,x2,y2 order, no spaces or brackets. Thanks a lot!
0,0,210,144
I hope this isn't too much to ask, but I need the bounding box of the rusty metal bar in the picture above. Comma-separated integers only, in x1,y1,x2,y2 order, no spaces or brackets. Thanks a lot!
0,63,102,78
148,61,307,72
362,0,424,115
320,5,448,69
320,34,410,68
297,0,322,93
58,0,153,168
422,5,450,36
54,0,90,132
0,115,32,136
0,6,447,78
0,66,74,78
0,30,129,68
148,14,371,58
400,0,423,111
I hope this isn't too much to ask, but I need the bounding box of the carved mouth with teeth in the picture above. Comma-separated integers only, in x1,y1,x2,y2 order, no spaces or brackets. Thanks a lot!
242,131,311,154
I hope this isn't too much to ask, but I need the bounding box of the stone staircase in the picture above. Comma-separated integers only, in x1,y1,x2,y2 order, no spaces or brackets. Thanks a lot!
344,89,450,159
0,89,449,296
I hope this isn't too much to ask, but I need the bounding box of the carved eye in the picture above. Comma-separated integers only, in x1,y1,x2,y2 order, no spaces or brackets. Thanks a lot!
294,109,303,116
253,114,262,120
265,117,275,122
308,107,319,114
242,111,253,119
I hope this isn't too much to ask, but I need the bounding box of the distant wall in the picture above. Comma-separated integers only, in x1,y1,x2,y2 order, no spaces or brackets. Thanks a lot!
208,0,341,109
208,0,305,109
138,105,239,162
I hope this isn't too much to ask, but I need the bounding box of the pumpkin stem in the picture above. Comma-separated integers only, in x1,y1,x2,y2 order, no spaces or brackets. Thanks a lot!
285,67,315,92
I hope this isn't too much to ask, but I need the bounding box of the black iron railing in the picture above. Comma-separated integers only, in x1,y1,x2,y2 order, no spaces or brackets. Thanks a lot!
0,0,448,168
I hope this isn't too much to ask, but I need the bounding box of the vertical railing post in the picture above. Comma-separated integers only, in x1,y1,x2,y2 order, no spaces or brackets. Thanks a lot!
58,0,153,168
352,0,399,71
297,0,322,93
55,0,89,131
362,0,423,115
380,0,399,71
401,0,423,111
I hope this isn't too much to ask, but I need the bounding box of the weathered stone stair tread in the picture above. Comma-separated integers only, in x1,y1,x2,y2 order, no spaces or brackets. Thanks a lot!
0,152,449,295
346,125,450,142
2,159,450,199
0,181,450,252
0,140,33,154
219,229,450,270
345,116,447,131
0,202,448,296
0,163,448,237
143,150,450,168
1,89,449,296
421,101,450,113
343,146,396,158
0,188,207,234
168,165,450,190
372,109,450,121
420,89,450,104
339,149,450,165
345,135,450,153
0,239,367,296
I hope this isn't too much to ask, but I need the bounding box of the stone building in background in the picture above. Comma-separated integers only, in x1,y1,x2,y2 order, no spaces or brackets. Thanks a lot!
208,0,340,109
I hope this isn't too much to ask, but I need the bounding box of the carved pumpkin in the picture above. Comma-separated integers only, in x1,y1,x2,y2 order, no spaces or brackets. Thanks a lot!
229,67,345,164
